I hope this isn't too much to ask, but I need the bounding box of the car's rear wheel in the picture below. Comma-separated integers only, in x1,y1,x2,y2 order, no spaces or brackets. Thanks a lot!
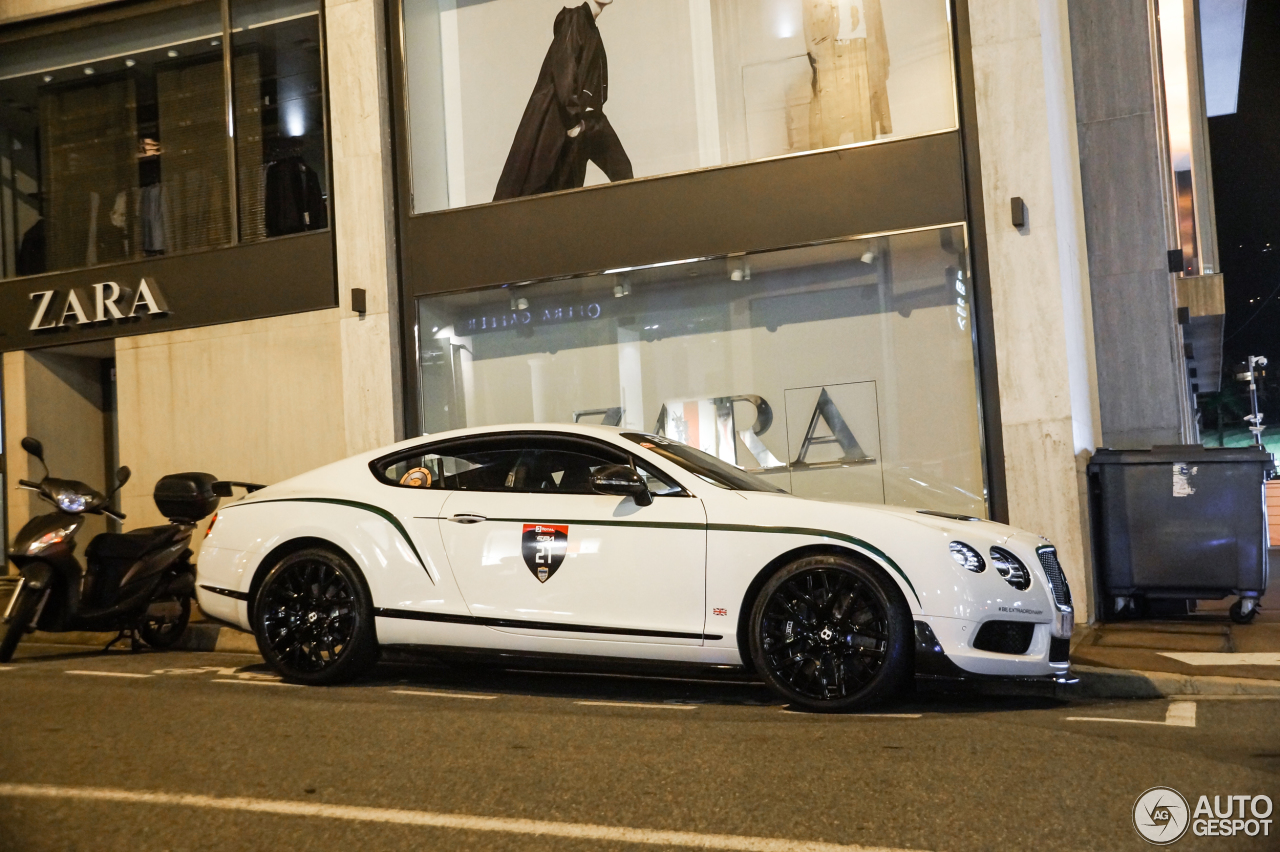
749,554,912,712
252,547,377,685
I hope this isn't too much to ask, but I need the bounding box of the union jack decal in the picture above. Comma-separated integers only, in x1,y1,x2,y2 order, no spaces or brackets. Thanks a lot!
712,608,728,616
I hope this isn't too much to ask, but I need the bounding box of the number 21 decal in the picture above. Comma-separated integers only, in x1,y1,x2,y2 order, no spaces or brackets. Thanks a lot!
521,524,569,583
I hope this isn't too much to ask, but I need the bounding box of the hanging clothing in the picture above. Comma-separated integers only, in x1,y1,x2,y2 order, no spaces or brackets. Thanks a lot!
264,155,328,237
139,183,168,254
493,3,633,201
16,219,46,276
801,0,892,148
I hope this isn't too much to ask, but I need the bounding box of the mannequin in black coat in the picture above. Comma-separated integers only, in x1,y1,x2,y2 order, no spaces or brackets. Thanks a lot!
493,0,633,201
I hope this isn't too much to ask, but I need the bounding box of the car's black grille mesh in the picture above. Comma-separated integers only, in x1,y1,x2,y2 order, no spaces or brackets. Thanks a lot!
1037,547,1072,608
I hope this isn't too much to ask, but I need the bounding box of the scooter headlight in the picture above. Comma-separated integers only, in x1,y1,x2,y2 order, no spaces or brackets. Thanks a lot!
26,525,78,555
52,488,87,513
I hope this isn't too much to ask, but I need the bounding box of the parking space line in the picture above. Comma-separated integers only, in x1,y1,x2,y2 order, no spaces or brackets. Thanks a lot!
212,679,302,688
1067,700,1196,728
392,689,497,700
779,709,922,718
65,670,152,679
574,700,697,710
0,782,926,851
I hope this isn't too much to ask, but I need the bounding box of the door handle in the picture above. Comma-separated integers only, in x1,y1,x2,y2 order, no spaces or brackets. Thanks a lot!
448,514,487,524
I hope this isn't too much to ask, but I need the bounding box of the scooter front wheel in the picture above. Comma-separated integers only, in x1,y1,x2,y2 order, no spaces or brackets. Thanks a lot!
0,584,42,663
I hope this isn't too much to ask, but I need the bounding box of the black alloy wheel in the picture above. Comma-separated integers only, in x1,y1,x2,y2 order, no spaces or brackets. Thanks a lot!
137,595,192,650
252,547,377,685
749,555,912,712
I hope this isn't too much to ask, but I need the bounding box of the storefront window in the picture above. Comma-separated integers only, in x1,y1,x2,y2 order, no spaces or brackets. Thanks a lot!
0,0,328,280
417,225,988,516
402,0,957,213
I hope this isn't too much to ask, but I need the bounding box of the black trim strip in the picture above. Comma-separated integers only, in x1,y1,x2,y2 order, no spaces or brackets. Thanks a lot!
200,584,249,602
374,607,721,642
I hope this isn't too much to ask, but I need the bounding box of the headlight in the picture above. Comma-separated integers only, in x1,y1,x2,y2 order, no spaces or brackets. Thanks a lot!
949,541,985,572
26,525,78,555
51,485,87,513
990,547,1031,591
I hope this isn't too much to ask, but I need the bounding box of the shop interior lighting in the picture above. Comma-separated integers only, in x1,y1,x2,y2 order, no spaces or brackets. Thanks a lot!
83,67,95,75
168,49,180,57
124,59,136,67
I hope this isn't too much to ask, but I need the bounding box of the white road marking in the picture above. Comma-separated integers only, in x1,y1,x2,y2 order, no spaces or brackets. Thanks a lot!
575,700,698,710
212,679,301,688
392,689,497,700
0,666,13,671
64,670,152,679
1159,651,1280,666
780,710,922,718
1067,701,1197,727
0,783,926,852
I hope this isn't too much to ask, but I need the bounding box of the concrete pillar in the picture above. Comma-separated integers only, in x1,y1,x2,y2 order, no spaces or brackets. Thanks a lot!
967,0,1102,619
326,0,402,453
1069,0,1192,448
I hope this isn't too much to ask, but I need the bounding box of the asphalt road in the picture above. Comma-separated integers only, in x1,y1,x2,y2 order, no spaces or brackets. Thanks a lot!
0,643,1276,852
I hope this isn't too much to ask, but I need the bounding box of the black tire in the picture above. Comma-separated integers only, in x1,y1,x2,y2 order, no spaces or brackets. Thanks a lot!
137,595,192,650
749,554,912,712
1229,599,1259,625
0,585,42,664
252,546,377,685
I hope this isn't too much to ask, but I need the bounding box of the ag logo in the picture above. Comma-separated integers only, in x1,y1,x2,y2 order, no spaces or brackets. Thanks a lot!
521,524,568,583
1134,786,1190,845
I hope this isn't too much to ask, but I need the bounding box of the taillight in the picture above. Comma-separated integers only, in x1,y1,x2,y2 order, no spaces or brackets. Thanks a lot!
204,513,218,538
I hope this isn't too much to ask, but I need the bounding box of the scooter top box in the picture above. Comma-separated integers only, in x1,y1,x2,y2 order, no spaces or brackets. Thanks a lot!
153,473,219,524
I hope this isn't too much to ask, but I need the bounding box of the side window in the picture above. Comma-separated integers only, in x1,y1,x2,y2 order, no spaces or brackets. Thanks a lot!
375,435,687,495
376,442,525,491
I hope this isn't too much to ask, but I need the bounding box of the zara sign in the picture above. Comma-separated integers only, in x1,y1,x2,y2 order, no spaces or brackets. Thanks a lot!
28,278,170,331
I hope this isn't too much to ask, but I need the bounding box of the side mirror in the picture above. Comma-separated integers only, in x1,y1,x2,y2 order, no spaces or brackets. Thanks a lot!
116,466,131,488
590,464,653,507
21,437,44,461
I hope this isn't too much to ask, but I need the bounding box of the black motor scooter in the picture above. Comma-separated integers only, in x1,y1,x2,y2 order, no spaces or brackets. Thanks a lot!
1,436,220,662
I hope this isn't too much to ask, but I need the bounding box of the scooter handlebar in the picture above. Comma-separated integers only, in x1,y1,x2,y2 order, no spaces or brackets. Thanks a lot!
18,480,40,490
103,508,127,522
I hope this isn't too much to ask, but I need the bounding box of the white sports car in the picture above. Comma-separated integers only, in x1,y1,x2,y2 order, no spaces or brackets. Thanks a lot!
196,424,1074,710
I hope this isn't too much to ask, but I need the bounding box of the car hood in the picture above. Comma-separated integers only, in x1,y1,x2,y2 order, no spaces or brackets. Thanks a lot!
726,491,1023,545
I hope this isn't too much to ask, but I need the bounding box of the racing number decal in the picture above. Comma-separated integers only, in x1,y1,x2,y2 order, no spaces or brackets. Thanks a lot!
521,524,569,583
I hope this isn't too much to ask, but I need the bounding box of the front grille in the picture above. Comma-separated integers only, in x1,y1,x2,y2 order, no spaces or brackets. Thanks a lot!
973,620,1035,655
1049,637,1071,662
1037,547,1073,608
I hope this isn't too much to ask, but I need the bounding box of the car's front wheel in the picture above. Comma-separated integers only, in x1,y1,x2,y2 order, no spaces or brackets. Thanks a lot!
252,546,377,685
749,554,912,712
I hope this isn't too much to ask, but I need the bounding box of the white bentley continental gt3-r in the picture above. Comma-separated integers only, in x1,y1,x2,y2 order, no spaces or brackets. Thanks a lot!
196,424,1075,711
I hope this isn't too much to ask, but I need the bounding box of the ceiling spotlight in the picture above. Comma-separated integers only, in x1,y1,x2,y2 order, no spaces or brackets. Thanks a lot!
83,67,95,75
124,58,136,68
167,49,179,58
861,251,876,264
211,38,221,46
42,74,53,83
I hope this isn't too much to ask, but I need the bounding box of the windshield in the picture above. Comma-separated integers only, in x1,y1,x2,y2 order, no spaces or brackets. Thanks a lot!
622,433,785,493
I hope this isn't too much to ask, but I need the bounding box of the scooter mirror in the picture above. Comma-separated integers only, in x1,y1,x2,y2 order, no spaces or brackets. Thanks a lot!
21,436,44,461
116,466,131,488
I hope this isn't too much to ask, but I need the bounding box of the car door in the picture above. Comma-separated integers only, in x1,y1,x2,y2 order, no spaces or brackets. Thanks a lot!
438,434,709,645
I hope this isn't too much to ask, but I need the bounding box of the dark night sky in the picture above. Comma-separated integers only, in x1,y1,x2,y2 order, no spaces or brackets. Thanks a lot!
1208,0,1280,367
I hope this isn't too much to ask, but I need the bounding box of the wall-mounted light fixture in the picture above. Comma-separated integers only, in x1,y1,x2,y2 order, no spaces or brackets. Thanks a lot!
351,288,366,315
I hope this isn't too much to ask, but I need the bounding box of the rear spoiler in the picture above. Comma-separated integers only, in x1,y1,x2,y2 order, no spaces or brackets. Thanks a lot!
212,480,266,497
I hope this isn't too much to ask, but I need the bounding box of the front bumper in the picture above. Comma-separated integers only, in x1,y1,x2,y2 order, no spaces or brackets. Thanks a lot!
913,617,1074,682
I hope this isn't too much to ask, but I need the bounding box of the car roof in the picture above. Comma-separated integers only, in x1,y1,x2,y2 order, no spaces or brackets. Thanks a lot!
358,423,643,461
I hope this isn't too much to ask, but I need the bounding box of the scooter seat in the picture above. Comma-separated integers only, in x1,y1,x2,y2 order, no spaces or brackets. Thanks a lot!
86,526,180,562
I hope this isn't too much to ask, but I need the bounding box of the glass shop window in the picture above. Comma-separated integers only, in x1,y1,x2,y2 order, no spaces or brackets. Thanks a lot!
0,0,329,280
401,0,958,213
231,0,329,242
417,225,989,517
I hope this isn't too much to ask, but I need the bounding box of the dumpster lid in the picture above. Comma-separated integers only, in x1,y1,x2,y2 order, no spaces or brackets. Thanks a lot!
1090,444,1276,468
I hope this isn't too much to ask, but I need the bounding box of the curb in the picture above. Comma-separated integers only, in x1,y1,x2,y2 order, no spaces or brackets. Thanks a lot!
30,624,260,655
1066,664,1280,699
